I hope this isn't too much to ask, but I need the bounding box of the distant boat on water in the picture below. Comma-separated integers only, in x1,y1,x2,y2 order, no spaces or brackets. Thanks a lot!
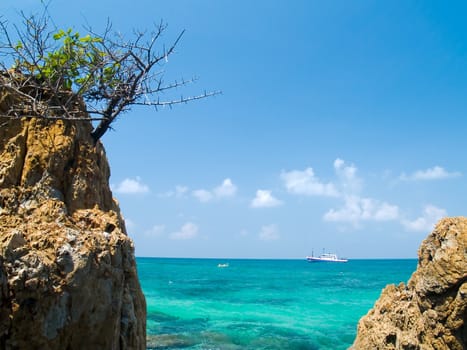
306,253,348,263
217,263,229,268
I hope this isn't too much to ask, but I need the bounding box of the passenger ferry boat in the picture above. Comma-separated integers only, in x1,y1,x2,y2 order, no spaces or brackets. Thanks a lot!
306,253,348,263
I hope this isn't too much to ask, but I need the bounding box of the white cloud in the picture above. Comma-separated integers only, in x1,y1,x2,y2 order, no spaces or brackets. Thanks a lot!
192,178,237,203
213,178,237,197
146,224,166,237
334,158,362,194
170,185,189,198
175,185,189,196
400,166,461,181
402,205,447,232
282,159,362,197
373,203,400,221
282,160,400,228
113,177,149,194
282,159,448,232
169,222,199,240
281,167,339,197
259,224,280,241
324,195,399,224
250,190,283,208
192,189,213,203
159,185,189,198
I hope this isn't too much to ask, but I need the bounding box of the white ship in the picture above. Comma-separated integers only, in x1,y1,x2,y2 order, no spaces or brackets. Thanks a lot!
306,253,348,263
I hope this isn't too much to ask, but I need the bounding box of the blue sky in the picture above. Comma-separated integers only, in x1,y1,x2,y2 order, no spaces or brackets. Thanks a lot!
3,1,467,258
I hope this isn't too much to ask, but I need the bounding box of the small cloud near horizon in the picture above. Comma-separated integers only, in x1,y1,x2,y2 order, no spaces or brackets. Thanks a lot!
250,190,283,208
402,205,447,232
334,158,362,194
113,177,150,194
214,178,237,197
400,166,461,181
169,222,199,240
192,178,237,203
281,167,339,197
324,195,400,225
159,185,189,198
145,224,166,237
192,189,213,203
284,159,399,227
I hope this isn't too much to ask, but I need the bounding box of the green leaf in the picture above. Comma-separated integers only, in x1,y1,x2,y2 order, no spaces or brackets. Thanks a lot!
53,29,65,40
79,35,92,43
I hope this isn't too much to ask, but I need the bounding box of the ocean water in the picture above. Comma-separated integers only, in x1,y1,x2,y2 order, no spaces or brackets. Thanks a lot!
138,258,417,350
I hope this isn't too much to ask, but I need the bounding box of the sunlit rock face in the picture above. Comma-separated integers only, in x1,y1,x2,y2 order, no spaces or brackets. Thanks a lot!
351,217,467,350
0,90,146,349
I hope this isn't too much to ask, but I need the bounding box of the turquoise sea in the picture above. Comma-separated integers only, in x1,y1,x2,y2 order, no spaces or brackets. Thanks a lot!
138,258,417,350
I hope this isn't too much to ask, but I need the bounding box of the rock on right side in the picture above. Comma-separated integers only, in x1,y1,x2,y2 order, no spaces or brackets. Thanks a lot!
351,217,467,350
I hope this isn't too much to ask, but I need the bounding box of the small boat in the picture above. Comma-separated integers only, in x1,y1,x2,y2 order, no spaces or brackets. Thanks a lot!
217,263,229,268
306,253,348,263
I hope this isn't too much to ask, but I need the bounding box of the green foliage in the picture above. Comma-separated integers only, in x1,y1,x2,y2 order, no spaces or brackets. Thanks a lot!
43,29,103,90
13,27,118,94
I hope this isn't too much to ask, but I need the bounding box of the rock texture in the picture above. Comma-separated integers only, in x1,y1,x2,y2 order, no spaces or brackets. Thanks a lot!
0,101,146,347
352,217,467,350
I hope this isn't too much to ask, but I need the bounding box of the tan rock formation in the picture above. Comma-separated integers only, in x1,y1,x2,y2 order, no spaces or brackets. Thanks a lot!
0,101,146,347
352,217,467,350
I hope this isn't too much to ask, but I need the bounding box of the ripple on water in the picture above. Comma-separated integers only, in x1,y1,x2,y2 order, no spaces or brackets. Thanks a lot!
149,317,210,335
146,333,196,349
146,330,318,350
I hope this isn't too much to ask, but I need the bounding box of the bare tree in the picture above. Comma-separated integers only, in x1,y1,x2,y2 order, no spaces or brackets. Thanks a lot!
0,8,219,142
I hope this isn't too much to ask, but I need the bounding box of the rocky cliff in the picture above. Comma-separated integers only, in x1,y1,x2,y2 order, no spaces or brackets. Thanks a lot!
0,93,146,348
352,217,467,350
